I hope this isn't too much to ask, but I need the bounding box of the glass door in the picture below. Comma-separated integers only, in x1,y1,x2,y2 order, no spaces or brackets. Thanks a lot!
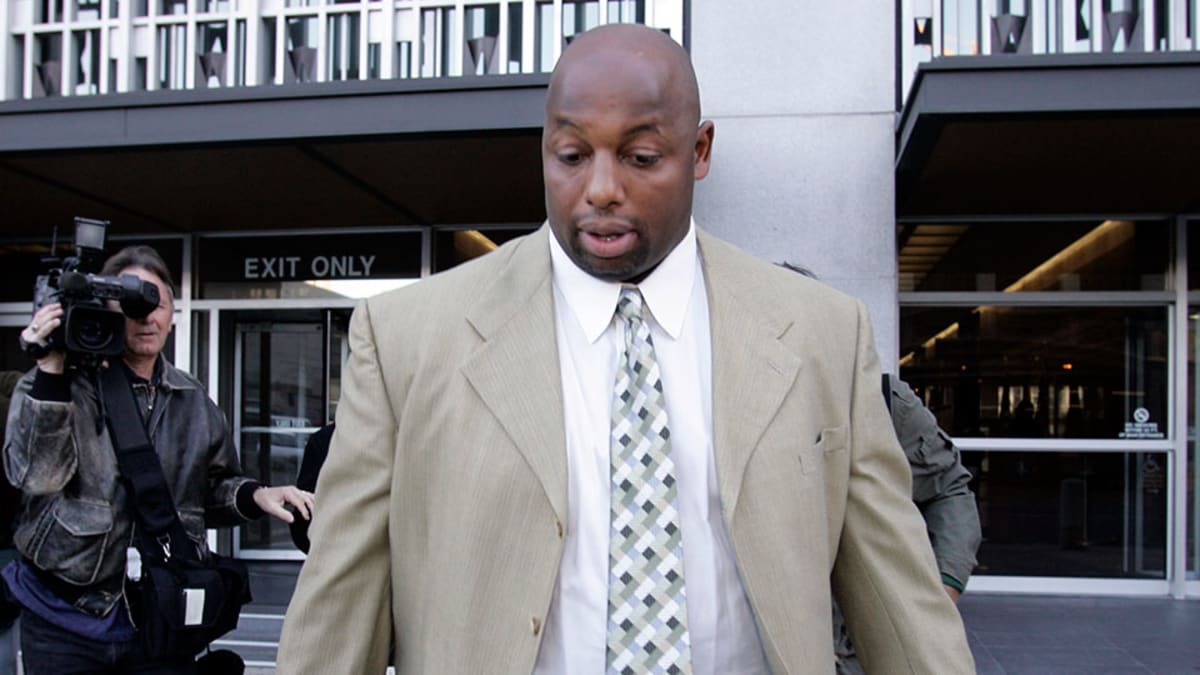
232,310,350,558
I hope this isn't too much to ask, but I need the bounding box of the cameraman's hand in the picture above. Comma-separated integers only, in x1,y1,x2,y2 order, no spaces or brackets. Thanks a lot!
23,303,65,375
253,484,314,524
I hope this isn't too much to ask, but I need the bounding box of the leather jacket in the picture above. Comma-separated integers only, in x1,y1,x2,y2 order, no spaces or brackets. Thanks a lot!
3,356,258,617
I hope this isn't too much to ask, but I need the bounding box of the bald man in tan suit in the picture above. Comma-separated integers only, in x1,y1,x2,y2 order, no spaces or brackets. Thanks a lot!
279,24,974,675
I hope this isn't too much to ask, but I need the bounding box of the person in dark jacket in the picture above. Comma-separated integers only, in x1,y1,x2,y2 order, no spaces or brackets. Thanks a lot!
289,423,334,554
4,245,314,675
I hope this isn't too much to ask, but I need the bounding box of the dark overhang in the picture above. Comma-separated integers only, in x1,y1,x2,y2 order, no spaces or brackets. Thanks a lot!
0,75,551,237
896,53,1200,218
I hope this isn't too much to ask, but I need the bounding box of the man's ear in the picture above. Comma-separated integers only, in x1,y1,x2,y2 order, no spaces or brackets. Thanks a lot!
694,120,715,180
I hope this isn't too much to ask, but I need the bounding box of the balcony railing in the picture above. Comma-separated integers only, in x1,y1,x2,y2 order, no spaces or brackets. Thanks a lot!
900,0,1200,102
1,0,684,101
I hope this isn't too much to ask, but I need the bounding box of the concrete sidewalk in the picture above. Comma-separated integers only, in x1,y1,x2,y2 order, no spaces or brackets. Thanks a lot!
228,563,1200,673
236,595,1200,674
960,593,1200,674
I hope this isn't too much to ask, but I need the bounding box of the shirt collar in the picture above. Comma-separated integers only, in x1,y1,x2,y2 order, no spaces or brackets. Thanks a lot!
120,355,163,386
549,219,699,343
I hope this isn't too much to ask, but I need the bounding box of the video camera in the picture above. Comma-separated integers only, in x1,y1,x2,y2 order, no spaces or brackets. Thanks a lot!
30,218,160,362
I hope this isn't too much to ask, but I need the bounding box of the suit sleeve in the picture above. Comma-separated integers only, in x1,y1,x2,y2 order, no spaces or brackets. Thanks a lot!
277,300,396,674
831,301,975,673
890,378,981,591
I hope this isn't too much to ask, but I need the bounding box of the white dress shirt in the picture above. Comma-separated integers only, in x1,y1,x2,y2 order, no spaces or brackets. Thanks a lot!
534,221,770,675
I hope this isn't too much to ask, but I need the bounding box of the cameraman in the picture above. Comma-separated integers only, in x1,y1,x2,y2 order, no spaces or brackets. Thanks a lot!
2,245,313,675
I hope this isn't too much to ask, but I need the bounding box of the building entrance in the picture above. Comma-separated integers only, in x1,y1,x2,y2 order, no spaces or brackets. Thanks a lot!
230,310,350,559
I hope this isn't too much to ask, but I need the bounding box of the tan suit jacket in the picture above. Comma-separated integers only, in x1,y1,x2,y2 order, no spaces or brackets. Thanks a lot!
277,227,974,674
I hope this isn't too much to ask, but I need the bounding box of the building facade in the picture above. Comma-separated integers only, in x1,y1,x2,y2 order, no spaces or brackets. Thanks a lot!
1,0,1198,600
896,0,1200,600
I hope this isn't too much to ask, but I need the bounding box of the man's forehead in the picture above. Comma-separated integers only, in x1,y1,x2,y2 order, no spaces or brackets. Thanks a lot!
547,65,680,120
548,30,697,128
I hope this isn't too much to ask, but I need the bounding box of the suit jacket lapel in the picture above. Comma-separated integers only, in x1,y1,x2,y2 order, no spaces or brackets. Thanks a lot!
699,231,804,519
463,227,569,521
458,228,801,525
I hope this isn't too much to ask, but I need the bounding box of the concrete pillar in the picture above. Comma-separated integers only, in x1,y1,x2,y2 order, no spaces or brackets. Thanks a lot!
689,2,899,369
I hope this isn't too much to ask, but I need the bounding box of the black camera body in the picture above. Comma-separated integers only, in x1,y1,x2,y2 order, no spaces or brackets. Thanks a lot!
31,218,160,361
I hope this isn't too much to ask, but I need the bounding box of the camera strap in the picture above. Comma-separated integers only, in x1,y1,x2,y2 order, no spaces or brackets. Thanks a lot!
99,362,200,564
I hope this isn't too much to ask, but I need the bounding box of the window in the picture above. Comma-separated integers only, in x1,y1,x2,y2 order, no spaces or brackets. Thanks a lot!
506,1,523,73
197,22,229,88
157,23,187,89
942,0,981,55
327,12,361,81
36,0,66,24
898,219,1168,292
899,215,1172,583
72,29,101,96
607,0,645,23
965,450,1167,578
900,305,1168,439
1103,0,1144,52
262,17,277,84
432,227,537,273
396,40,412,78
235,19,247,86
75,0,101,21
563,0,600,39
10,36,25,99
464,4,500,75
420,6,456,77
160,0,187,16
34,33,62,97
134,56,148,90
286,16,319,83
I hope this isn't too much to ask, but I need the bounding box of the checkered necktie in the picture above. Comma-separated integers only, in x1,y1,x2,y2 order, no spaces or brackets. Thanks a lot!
607,286,692,674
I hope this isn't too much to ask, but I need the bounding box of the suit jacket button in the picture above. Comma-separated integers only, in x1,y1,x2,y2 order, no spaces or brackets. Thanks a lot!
531,616,542,636
555,520,564,538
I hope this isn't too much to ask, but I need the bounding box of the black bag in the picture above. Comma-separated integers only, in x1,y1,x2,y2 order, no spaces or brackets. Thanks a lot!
134,550,251,659
196,648,246,675
99,364,252,660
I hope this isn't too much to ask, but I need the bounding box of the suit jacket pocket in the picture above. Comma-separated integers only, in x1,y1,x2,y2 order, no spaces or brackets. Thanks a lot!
800,425,847,475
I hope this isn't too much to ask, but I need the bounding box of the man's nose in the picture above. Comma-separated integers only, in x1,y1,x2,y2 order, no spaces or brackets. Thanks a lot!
584,154,623,210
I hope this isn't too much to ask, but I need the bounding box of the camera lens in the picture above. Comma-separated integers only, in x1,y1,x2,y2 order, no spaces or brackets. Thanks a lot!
73,317,116,351
65,305,127,356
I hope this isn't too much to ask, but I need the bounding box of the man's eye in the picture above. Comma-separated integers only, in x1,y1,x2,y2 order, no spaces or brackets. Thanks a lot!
630,154,660,167
558,152,583,165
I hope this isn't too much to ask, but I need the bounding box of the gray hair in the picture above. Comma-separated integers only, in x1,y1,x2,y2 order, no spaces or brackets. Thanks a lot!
100,245,176,299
